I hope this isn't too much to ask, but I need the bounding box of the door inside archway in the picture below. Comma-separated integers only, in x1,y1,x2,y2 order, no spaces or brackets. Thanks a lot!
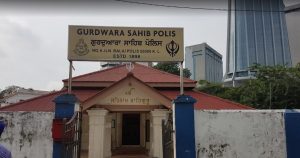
122,113,140,145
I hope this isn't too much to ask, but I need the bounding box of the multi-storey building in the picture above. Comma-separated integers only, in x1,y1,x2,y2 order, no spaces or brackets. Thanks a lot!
285,2,300,66
225,0,292,86
185,43,223,83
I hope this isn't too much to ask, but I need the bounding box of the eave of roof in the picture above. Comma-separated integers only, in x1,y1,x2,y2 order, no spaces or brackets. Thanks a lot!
0,90,63,112
0,89,100,112
159,90,253,110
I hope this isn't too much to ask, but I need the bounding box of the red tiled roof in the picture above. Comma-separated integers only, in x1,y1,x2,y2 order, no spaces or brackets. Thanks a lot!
159,90,253,110
0,89,100,112
64,63,196,84
0,64,252,112
1,89,252,112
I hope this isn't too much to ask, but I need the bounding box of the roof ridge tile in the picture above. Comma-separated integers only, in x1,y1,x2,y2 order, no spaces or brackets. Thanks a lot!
62,64,125,81
135,63,196,82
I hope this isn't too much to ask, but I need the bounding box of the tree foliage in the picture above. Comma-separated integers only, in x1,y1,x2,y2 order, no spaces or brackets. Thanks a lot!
153,62,192,78
197,64,300,109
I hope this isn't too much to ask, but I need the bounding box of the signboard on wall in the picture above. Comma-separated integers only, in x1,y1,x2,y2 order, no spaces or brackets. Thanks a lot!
68,25,183,62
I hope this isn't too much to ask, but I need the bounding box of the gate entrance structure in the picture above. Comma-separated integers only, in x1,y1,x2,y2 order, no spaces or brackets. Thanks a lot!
162,113,174,158
53,25,187,158
81,73,172,158
62,111,82,158
52,94,79,158
50,63,203,158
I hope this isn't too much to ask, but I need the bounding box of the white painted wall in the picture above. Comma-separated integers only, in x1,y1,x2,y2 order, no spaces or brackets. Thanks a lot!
0,112,54,158
195,110,287,158
0,110,288,158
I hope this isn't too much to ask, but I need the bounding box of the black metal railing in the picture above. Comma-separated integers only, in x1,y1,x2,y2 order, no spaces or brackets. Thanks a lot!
62,111,82,158
162,113,174,158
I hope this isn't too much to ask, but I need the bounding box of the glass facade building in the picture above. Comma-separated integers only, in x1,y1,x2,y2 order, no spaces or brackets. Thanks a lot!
225,0,292,86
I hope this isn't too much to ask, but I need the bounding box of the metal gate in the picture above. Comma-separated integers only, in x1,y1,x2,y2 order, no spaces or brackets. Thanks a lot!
62,111,82,158
162,113,174,158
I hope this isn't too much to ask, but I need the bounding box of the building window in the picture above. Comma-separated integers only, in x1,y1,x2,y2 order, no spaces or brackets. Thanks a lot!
145,120,150,142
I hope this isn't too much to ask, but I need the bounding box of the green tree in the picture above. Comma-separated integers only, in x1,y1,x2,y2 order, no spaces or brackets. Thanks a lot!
197,80,228,96
153,62,192,78
197,80,241,103
196,64,300,109
248,64,300,109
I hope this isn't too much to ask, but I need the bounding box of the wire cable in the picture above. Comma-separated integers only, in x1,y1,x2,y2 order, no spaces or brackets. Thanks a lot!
114,0,285,12
115,0,227,11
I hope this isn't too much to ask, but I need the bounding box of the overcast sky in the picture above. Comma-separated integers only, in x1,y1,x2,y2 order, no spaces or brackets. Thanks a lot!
0,0,296,91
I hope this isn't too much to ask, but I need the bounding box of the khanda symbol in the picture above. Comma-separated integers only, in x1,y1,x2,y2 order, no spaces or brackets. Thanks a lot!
166,40,179,57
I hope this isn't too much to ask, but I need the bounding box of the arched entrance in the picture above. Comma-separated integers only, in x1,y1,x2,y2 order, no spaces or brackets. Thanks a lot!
80,74,171,158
